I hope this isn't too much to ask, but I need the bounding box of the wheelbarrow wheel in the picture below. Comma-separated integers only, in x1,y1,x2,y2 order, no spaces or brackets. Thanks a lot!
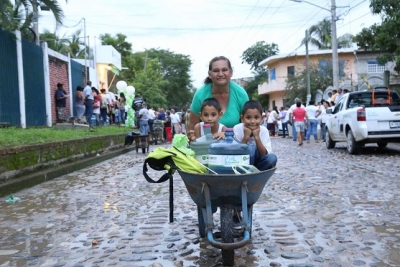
220,204,234,266
197,206,205,238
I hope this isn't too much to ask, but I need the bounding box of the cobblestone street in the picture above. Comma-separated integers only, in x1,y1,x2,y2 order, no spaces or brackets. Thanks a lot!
1,138,400,267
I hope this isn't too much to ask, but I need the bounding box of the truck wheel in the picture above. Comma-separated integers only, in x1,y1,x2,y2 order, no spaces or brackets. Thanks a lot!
347,130,360,155
326,129,335,149
377,142,388,148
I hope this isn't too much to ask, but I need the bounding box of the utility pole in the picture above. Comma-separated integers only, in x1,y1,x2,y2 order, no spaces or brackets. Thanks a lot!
83,18,88,82
331,0,339,91
305,29,311,105
32,0,39,45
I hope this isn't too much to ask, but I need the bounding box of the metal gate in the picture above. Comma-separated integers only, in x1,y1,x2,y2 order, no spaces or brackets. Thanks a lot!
0,30,20,126
70,60,84,116
22,38,46,126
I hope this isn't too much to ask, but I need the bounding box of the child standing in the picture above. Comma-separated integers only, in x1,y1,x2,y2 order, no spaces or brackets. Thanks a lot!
233,100,277,171
188,98,226,141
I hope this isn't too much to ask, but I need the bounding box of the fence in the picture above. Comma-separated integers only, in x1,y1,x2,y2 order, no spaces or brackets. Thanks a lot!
0,29,85,127
0,30,20,126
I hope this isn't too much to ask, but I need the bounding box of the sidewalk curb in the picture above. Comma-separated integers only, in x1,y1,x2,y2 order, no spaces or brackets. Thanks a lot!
0,146,134,197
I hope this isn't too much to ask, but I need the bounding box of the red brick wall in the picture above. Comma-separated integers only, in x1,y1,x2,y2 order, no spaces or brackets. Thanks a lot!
49,56,70,124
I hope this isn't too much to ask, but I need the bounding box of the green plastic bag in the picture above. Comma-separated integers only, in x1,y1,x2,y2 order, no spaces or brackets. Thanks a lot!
5,195,21,203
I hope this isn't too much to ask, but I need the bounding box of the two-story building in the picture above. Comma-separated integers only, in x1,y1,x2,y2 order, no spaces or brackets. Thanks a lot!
257,48,399,109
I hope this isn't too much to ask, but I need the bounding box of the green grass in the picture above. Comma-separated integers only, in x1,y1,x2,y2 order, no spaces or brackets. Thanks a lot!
0,126,134,149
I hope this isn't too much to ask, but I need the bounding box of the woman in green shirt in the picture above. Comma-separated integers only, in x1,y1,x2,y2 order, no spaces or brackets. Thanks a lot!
189,56,249,131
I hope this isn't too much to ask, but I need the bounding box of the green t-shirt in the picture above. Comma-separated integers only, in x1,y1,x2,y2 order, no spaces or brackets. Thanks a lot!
190,81,249,128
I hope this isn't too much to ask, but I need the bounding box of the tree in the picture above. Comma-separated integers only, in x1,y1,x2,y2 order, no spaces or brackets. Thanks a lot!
144,48,194,109
241,41,279,72
1,0,67,42
99,33,132,58
241,41,280,101
353,0,400,67
303,19,353,49
99,33,193,109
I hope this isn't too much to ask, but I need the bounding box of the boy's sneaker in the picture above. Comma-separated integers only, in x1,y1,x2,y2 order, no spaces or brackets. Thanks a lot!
232,214,243,230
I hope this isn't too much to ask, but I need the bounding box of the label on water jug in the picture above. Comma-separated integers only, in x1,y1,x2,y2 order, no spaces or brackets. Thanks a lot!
208,155,250,167
195,154,208,165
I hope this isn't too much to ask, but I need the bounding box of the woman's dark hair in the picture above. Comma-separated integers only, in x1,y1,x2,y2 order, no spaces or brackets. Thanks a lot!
120,92,125,98
76,85,83,91
203,56,233,84
166,111,171,115
296,102,302,107
309,100,315,105
91,87,99,95
201,98,221,112
241,100,263,115
273,106,278,113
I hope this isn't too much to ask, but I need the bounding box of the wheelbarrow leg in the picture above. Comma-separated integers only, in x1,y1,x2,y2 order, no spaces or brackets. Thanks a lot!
220,204,234,266
197,206,205,238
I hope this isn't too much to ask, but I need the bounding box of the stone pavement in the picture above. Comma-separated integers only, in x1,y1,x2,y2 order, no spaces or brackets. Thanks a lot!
0,138,400,267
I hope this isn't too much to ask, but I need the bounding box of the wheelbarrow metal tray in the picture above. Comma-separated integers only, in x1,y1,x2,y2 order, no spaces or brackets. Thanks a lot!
178,168,276,208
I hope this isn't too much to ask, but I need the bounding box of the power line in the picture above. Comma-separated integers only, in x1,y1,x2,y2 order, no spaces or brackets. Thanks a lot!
224,0,261,53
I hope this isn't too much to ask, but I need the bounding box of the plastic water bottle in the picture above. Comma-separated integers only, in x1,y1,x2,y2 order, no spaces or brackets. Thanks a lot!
90,115,96,126
208,128,250,174
190,124,215,165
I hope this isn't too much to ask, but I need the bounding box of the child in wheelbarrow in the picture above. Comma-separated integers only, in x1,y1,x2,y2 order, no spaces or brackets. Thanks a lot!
232,100,278,229
233,100,278,171
188,97,226,141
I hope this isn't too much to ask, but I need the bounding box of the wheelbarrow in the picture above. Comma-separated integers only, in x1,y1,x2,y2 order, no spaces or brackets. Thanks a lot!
178,167,276,266
133,134,150,153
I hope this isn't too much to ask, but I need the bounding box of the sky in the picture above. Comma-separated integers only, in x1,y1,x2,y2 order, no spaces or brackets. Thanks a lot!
38,0,382,89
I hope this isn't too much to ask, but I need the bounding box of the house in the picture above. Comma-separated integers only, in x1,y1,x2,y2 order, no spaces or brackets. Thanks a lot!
257,48,357,109
257,48,400,109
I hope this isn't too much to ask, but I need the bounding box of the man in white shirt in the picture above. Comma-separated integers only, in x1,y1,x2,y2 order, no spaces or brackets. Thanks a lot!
288,98,305,142
335,88,344,105
170,109,181,138
148,107,156,134
83,81,93,123
305,101,321,143
280,106,289,138
138,103,150,135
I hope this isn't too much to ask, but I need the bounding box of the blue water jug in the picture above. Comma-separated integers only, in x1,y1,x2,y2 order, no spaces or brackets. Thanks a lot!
90,115,96,126
208,128,250,174
189,124,215,165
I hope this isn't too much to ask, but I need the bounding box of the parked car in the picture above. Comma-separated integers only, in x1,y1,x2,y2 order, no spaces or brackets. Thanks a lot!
325,87,400,154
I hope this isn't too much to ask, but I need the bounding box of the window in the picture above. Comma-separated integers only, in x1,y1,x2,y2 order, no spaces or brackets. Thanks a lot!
319,59,346,78
270,68,276,81
367,60,385,73
287,66,294,76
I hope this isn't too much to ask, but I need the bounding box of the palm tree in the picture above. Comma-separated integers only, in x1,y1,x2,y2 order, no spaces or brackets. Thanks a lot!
302,18,353,49
40,29,68,52
64,29,86,58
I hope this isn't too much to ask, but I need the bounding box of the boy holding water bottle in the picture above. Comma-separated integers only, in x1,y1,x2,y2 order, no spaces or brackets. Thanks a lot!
233,100,278,171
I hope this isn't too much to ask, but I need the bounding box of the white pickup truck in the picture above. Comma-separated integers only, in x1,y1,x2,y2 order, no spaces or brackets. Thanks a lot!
325,87,400,154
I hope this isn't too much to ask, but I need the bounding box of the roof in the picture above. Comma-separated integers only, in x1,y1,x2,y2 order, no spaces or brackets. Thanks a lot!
258,48,356,67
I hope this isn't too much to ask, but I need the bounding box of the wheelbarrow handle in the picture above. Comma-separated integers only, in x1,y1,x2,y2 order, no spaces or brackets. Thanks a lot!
207,230,250,250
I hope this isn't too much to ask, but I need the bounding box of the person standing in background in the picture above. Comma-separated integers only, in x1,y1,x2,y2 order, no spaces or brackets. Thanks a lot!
180,108,187,134
280,106,289,138
119,92,126,125
184,109,191,134
148,106,156,134
83,81,93,124
75,86,85,118
138,103,150,135
170,108,181,138
55,82,69,122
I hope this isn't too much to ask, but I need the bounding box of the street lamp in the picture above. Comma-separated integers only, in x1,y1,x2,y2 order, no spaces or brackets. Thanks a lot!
290,0,340,91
